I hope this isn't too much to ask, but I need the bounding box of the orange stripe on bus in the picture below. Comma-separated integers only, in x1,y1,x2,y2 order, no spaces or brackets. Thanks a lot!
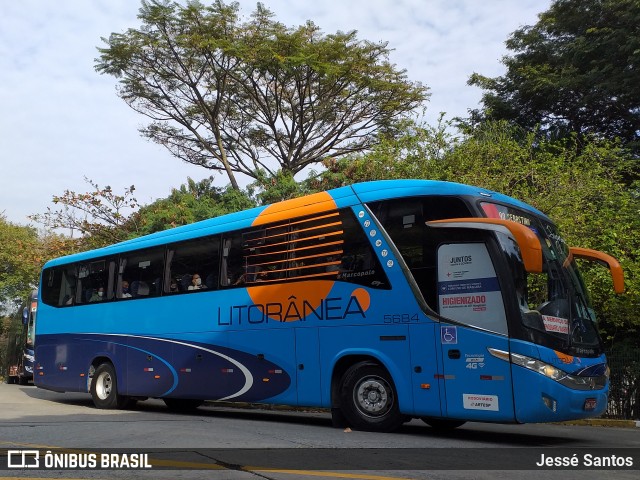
244,232,344,255
252,191,337,226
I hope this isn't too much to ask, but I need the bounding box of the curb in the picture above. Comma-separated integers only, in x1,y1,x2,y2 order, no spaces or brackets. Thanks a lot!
556,418,638,428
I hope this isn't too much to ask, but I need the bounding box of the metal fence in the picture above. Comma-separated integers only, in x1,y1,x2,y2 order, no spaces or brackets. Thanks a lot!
603,349,640,420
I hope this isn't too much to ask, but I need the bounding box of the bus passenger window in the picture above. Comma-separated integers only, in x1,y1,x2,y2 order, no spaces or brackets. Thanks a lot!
118,248,164,299
287,211,344,281
77,259,114,304
241,223,288,283
41,265,79,307
221,234,244,287
166,236,220,293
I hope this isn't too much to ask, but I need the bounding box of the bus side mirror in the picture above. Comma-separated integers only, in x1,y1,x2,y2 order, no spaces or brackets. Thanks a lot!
568,247,625,294
22,306,29,325
426,217,543,273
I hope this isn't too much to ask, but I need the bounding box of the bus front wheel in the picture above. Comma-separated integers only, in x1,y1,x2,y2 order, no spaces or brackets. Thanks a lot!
340,362,403,432
90,363,131,409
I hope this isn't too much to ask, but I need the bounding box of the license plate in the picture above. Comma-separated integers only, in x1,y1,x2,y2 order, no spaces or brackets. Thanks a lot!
584,398,597,411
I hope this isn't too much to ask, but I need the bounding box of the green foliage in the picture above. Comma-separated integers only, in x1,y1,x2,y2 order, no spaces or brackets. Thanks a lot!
445,124,639,343
95,0,428,188
304,115,458,191
0,216,41,307
314,119,640,344
29,177,139,249
129,177,255,235
469,0,640,152
249,170,312,205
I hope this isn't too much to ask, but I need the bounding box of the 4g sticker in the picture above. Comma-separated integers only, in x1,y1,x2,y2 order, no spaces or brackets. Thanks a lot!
465,353,486,370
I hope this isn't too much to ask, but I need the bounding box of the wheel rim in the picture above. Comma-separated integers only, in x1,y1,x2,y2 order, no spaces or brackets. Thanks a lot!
95,371,112,400
353,375,393,418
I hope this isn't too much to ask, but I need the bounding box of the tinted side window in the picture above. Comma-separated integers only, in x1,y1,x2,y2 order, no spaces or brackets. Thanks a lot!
369,196,473,307
167,237,220,293
221,234,244,287
337,209,390,289
220,208,389,289
119,248,164,298
369,196,472,269
288,212,344,281
78,259,114,304
42,264,78,307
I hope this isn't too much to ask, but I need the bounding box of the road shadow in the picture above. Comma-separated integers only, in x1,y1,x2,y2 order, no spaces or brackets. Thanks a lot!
18,386,593,447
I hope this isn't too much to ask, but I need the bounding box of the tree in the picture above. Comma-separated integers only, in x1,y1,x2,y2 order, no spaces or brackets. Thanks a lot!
304,115,457,191
29,178,139,248
129,177,254,235
0,216,41,307
95,0,428,188
468,0,640,152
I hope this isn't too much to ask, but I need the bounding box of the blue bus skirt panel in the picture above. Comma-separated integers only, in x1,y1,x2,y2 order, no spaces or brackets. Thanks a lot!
35,333,291,402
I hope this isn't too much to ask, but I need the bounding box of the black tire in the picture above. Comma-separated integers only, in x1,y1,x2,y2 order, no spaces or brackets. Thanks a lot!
90,362,131,409
18,375,29,386
7,376,16,385
421,417,466,430
163,398,204,412
340,362,403,432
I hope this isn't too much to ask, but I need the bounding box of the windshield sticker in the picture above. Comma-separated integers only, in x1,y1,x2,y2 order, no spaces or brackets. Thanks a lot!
481,203,531,226
542,315,569,335
437,243,507,334
463,394,499,411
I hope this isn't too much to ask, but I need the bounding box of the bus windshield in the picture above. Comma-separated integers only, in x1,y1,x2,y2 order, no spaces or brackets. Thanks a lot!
482,203,602,356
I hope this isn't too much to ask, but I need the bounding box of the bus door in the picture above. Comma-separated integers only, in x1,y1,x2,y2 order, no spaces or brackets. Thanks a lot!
436,241,516,422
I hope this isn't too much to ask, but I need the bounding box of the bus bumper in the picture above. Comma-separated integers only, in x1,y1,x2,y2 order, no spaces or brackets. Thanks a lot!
513,367,608,423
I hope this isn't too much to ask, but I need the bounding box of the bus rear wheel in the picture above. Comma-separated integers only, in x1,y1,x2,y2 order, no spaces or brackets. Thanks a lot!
340,362,403,432
90,362,132,409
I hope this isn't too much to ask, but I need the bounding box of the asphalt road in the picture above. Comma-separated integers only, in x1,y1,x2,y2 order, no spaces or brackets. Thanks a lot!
0,383,638,480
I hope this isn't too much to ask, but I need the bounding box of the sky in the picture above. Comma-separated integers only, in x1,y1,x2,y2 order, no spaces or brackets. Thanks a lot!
0,0,551,226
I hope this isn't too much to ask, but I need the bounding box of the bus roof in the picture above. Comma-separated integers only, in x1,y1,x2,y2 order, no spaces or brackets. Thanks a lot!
42,179,547,268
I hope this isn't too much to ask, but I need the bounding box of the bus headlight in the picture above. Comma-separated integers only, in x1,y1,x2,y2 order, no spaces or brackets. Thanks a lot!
510,353,564,381
488,349,607,391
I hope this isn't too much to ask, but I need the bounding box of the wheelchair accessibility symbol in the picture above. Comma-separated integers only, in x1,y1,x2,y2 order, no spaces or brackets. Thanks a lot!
441,326,458,345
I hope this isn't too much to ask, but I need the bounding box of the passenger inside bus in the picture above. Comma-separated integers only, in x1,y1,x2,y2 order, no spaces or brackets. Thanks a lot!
121,281,132,298
188,273,207,290
89,287,104,302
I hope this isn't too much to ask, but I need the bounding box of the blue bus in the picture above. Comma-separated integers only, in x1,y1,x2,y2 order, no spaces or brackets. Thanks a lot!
35,180,623,431
7,290,38,385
